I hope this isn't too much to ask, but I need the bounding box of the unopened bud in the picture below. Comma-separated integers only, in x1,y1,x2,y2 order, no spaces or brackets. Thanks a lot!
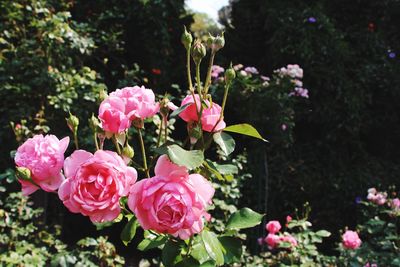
132,118,144,129
122,143,134,160
160,98,171,118
207,33,225,53
213,33,225,52
225,63,236,84
206,34,215,49
16,167,31,181
191,40,206,65
89,114,100,131
66,112,79,133
99,87,108,102
181,26,193,50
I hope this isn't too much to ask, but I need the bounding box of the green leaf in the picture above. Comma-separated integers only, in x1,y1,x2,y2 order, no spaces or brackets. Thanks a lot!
175,257,201,267
156,144,204,170
316,230,331,237
137,235,168,251
213,163,238,175
191,241,210,264
218,236,242,264
200,261,216,267
120,215,138,246
203,161,224,181
224,123,267,142
226,208,264,230
162,239,182,267
213,132,235,156
201,230,224,266
170,103,191,117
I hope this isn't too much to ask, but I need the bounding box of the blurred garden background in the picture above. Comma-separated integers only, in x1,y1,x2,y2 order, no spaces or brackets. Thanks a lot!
1,0,399,266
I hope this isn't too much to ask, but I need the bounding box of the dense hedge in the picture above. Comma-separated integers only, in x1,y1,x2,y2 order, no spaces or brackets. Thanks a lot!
221,0,400,251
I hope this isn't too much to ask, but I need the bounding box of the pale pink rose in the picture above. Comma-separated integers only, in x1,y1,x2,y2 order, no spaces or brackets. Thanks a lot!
266,220,281,234
15,135,69,195
128,155,215,240
211,65,224,78
98,96,131,133
110,86,159,120
265,233,280,249
281,124,287,131
280,234,298,247
59,150,137,223
179,94,225,132
391,198,400,209
286,215,292,223
342,230,362,249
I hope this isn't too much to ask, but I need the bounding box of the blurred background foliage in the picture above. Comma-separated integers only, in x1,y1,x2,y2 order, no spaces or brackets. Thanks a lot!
1,0,400,264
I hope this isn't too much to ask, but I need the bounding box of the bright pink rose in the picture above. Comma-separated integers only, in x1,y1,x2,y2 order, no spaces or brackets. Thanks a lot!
179,94,225,132
110,86,159,120
15,135,69,195
342,230,362,249
128,155,215,239
266,220,281,234
98,96,131,133
265,233,280,249
59,150,137,223
286,215,292,223
280,234,298,247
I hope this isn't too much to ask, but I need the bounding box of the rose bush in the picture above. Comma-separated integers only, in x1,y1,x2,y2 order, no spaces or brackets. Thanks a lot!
11,27,268,267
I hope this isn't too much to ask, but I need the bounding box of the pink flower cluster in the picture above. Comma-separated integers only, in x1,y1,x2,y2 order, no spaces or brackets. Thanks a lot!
367,188,387,205
128,155,214,239
260,218,298,249
275,64,309,99
14,84,220,239
99,86,159,133
342,230,362,249
211,65,224,79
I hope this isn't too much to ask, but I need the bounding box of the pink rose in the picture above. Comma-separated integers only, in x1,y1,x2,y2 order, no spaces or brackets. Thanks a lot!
98,86,159,133
15,134,69,195
342,230,362,249
128,155,215,239
179,94,226,132
265,233,280,249
280,234,298,247
99,96,131,133
110,86,159,120
58,150,137,223
266,220,281,234
391,198,400,209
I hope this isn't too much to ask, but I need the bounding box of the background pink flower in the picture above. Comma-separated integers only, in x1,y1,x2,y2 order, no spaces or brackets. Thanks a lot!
128,155,215,239
342,230,362,249
179,94,226,132
266,220,281,234
265,233,280,249
15,134,69,195
58,150,137,223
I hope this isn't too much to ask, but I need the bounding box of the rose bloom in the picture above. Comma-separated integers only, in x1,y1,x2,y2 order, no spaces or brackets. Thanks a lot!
128,155,215,239
98,96,131,133
265,233,280,249
98,86,159,133
15,135,69,195
280,234,298,247
266,220,281,234
110,86,159,120
59,150,137,223
178,94,226,132
342,230,362,249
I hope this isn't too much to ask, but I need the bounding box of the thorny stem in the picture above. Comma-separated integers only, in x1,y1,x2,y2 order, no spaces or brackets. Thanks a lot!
195,63,205,150
112,135,121,155
138,128,150,178
156,117,163,147
203,51,216,96
186,49,193,91
73,132,79,150
164,116,168,143
93,132,99,150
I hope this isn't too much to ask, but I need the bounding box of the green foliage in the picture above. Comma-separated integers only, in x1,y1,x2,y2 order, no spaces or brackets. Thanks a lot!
0,190,124,266
338,189,400,266
226,208,264,230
